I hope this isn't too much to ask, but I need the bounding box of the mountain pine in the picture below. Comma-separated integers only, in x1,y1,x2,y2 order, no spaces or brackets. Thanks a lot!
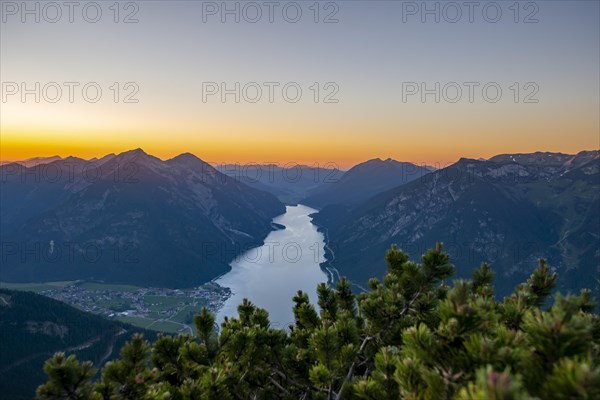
37,244,600,399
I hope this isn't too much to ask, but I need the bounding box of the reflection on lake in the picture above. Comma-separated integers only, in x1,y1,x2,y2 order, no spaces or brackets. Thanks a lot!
216,204,328,328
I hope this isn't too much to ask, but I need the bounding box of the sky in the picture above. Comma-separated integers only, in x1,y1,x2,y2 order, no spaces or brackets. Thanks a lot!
1,0,599,168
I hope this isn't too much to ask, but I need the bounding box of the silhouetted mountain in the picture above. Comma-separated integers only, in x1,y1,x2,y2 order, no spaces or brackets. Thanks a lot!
313,151,600,297
0,289,155,400
0,157,102,235
303,158,433,208
88,153,116,165
15,156,63,168
0,156,65,168
0,149,285,287
216,164,343,204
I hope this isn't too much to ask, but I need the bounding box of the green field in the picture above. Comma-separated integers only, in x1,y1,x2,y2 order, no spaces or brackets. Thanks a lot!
147,320,190,334
116,315,189,334
145,295,192,312
172,305,201,323
78,282,141,292
1,280,219,336
95,298,133,312
0,281,75,292
115,315,155,329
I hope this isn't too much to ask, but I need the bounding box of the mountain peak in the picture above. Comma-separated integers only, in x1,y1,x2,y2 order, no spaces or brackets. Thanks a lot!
359,157,410,167
172,152,200,161
110,149,162,168
488,152,572,166
167,152,210,167
303,157,433,208
115,148,154,160
61,156,89,164
360,158,385,166
24,155,61,161
457,157,480,163
12,155,63,168
122,148,148,156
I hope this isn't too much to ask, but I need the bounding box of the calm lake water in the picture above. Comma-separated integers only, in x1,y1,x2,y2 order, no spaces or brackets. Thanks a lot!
216,204,328,328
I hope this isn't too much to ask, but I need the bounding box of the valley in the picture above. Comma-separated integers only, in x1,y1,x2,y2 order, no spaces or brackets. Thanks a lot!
2,149,598,325
0,150,285,288
216,204,329,328
1,149,598,399
1,280,231,335
4,5,598,396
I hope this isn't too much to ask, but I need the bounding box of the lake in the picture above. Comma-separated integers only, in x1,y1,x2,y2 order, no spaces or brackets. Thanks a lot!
216,204,328,328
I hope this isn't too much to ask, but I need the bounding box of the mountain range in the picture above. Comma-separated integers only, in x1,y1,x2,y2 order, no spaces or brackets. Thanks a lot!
216,163,343,204
2,149,598,300
0,156,64,168
303,158,434,208
216,158,433,207
313,151,600,297
0,149,285,287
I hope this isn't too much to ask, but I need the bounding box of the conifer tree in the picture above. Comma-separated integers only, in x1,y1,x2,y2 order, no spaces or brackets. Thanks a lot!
37,353,97,400
37,244,600,399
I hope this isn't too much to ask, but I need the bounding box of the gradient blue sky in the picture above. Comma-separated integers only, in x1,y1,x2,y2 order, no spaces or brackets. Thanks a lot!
2,0,599,167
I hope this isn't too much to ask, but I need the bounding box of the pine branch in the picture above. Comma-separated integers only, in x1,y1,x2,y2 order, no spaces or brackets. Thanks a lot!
268,375,290,396
273,368,310,391
335,278,429,399
334,335,373,400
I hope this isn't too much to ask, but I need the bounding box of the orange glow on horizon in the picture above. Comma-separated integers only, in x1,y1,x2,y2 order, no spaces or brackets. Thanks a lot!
2,125,598,170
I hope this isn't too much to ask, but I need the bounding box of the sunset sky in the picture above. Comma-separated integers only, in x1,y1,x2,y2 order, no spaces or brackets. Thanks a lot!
1,1,599,168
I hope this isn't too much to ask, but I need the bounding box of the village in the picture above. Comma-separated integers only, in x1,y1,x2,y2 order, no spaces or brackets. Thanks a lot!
41,281,232,334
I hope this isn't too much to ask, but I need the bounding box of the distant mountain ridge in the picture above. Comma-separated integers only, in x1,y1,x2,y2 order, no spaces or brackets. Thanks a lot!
0,156,63,168
313,150,600,298
216,163,343,204
303,157,434,208
0,149,285,287
488,150,598,166
3,148,598,298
